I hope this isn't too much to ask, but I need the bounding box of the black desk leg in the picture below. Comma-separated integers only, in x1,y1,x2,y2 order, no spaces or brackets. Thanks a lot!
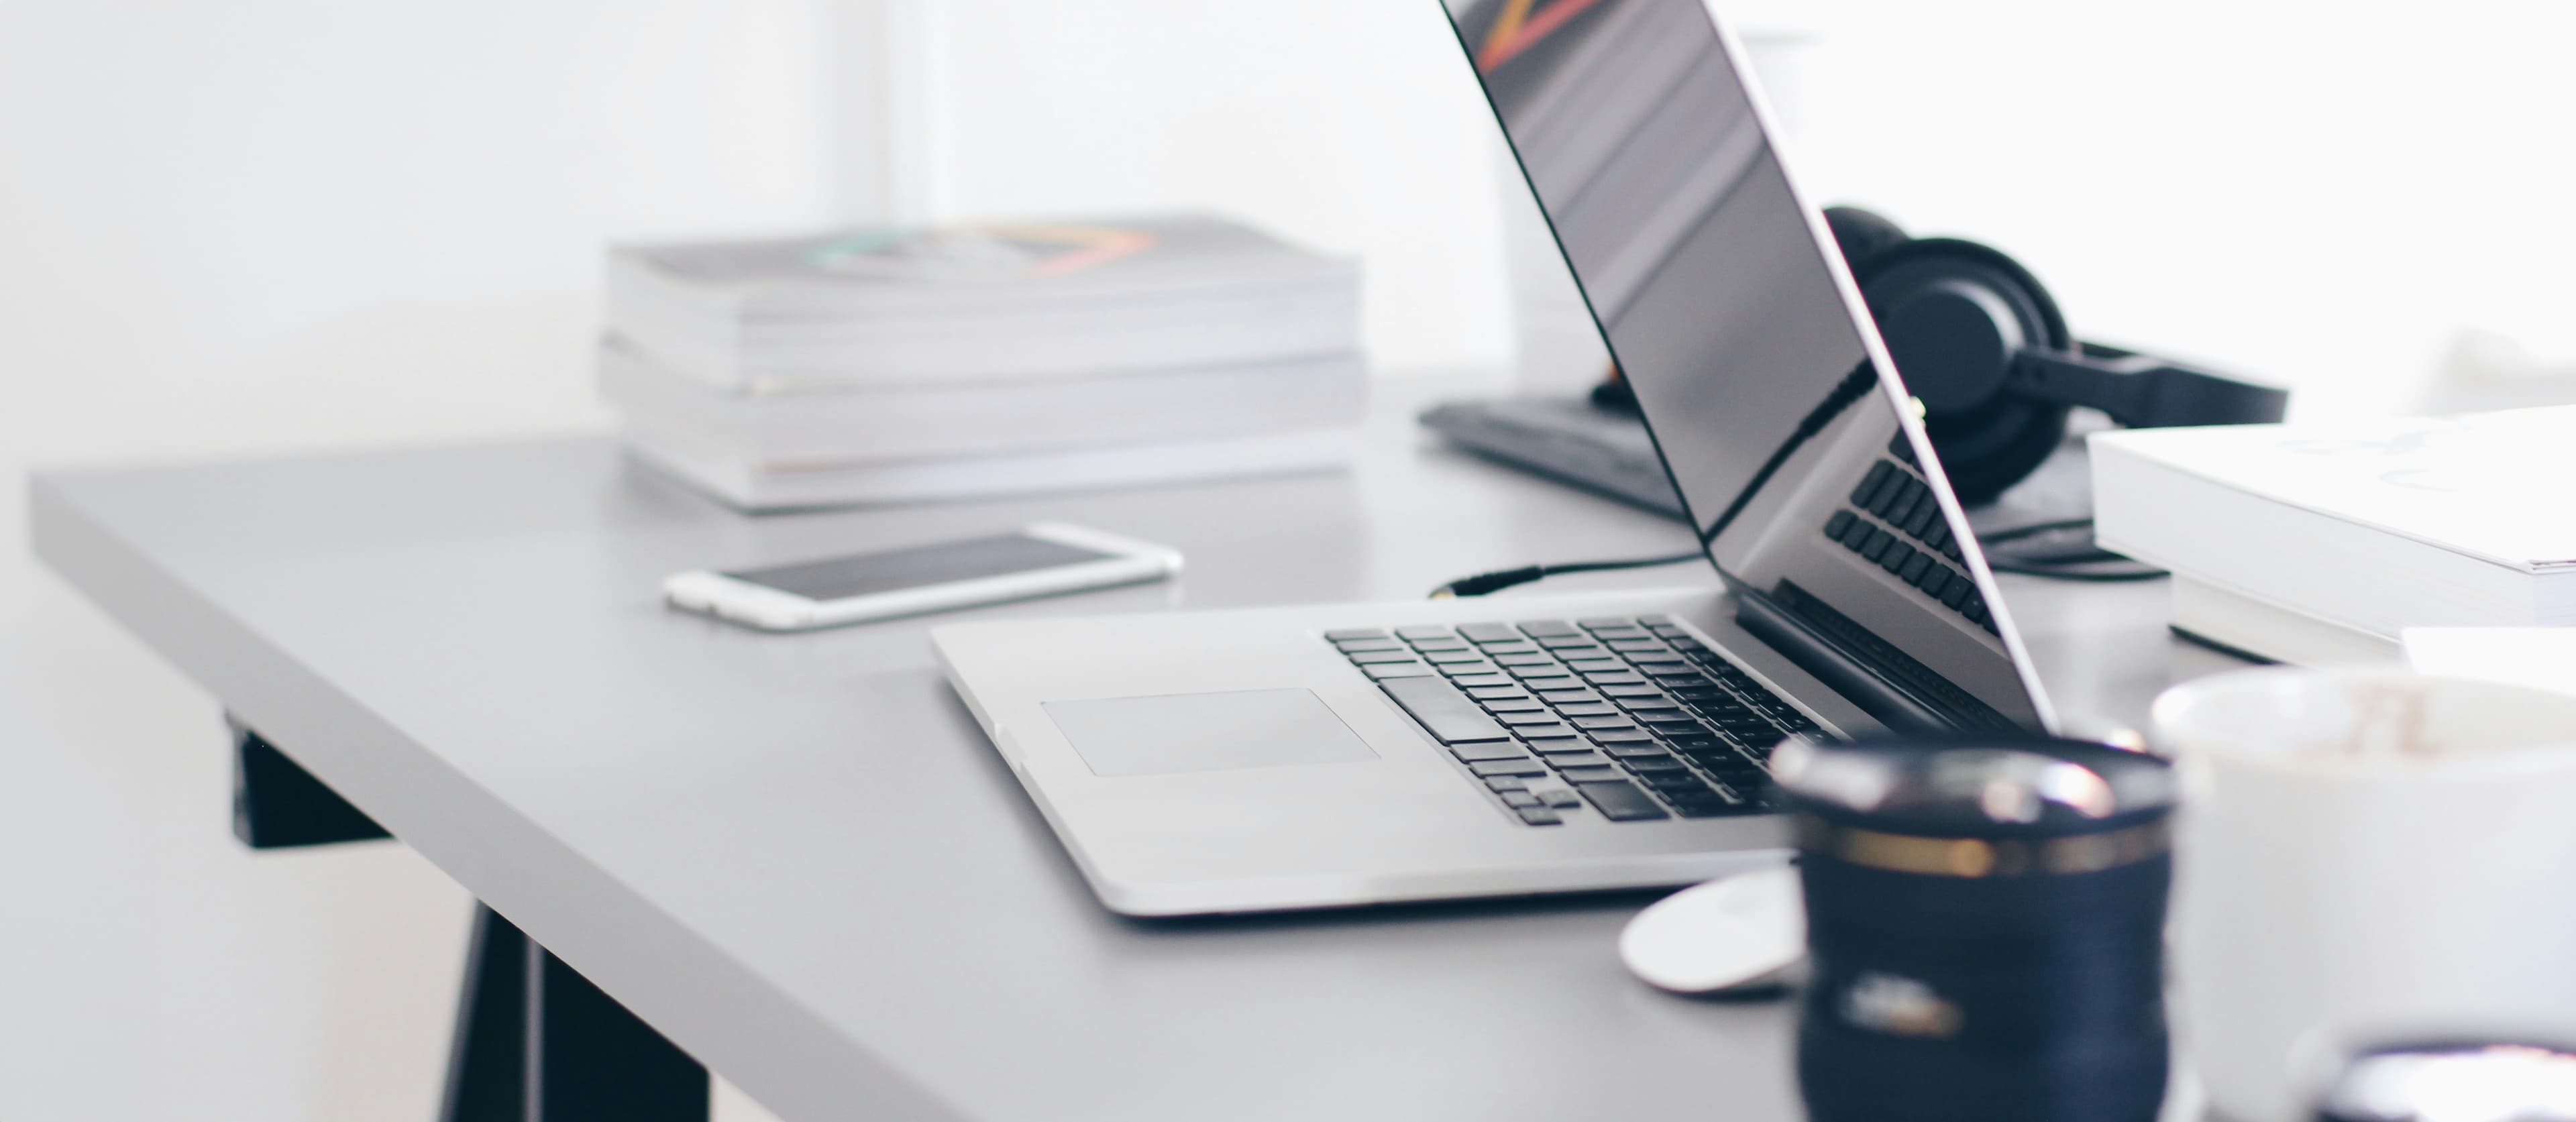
439,904,710,1122
225,713,390,849
224,716,709,1121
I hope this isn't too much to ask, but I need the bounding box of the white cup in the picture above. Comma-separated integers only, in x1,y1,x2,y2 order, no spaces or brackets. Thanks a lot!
2149,667,2576,1122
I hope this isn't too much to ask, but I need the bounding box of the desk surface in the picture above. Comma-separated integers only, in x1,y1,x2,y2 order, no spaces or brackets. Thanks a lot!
31,379,2243,1122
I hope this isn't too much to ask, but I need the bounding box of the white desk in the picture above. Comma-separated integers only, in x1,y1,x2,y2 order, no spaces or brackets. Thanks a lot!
30,380,2245,1121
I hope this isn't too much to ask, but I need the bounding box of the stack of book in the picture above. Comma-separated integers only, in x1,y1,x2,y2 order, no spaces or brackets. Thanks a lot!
598,215,1366,510
2089,406,2576,665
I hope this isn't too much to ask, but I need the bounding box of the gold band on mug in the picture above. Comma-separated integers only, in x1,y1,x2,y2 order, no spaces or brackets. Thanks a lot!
1796,818,2171,878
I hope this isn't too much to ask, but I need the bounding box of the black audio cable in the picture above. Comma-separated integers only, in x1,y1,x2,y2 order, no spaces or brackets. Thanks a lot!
1428,551,1703,598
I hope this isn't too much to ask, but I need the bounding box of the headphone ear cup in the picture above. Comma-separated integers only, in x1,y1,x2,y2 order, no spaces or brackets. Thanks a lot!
1823,206,1911,274
1850,237,2072,505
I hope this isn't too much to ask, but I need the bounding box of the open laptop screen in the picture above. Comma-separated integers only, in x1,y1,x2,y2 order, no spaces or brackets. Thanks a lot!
1438,0,2048,731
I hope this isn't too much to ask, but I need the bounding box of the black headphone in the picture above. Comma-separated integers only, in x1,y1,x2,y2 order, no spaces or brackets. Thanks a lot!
1821,206,2288,504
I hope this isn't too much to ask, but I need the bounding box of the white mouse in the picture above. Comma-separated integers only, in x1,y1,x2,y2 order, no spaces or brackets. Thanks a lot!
1619,864,1807,995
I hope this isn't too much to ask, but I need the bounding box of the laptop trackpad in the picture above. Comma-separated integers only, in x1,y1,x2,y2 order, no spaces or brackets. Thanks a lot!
1044,689,1379,777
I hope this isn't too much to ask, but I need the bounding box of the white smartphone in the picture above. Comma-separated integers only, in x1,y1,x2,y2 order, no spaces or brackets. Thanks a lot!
664,522,1183,632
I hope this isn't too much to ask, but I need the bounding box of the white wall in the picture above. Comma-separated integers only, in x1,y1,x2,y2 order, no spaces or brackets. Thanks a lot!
891,0,2576,412
898,0,1519,373
1,3,846,1119
1766,0,2576,418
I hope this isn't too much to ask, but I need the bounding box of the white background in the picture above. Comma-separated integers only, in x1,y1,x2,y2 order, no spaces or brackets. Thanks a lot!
5,1,2576,1119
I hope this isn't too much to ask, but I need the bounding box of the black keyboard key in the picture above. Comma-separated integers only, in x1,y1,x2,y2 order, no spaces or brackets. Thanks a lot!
1452,742,1528,763
1850,461,1893,506
1485,776,1527,791
1640,716,1708,733
1617,696,1683,712
1888,433,1917,465
1553,702,1619,718
1940,581,1973,610
1540,789,1583,809
1346,650,1419,665
1877,470,1917,514
1885,486,1923,530
1363,663,1435,679
1836,514,1874,549
1544,752,1613,769
1515,676,1582,692
1422,649,1488,665
1536,635,1601,651
1408,640,1472,655
1576,781,1670,821
1325,628,1389,641
1382,677,1514,744
1606,638,1668,653
1605,743,1675,760
1499,790,1540,808
1465,686,1531,702
1899,552,1933,584
1396,626,1455,640
1481,698,1546,714
1558,765,1627,784
1477,641,1540,656
1535,688,1600,704
1448,673,1515,689
1588,628,1653,643
1470,759,1548,778
1496,711,1570,728
1577,617,1637,630
1492,653,1558,667
1860,527,1895,563
1516,620,1582,637
1589,728,1655,744
1334,638,1405,653
1459,623,1521,644
1437,663,1501,679
1563,658,1625,673
1880,542,1917,575
1904,502,1941,541
1582,672,1647,686
1517,806,1564,826
1513,724,1576,741
1507,663,1574,679
1825,509,1857,539
1571,717,1637,731
1624,755,1689,773
1599,683,1664,698
1531,740,1598,757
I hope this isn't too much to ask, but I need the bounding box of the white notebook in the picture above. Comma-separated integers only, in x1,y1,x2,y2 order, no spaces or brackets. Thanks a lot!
2092,406,2576,645
623,421,1360,512
596,339,1369,465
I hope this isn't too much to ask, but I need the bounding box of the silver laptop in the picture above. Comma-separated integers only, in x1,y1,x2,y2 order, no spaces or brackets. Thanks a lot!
934,0,2058,916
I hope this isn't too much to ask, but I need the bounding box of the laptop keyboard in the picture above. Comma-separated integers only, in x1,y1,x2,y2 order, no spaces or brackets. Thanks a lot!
1327,616,1818,826
1823,434,1998,634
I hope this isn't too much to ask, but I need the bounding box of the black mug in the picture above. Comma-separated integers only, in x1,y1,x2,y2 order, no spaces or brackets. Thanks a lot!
1773,735,2178,1122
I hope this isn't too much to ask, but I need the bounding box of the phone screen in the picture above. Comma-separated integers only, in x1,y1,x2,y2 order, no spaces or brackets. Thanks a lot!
722,533,1116,602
